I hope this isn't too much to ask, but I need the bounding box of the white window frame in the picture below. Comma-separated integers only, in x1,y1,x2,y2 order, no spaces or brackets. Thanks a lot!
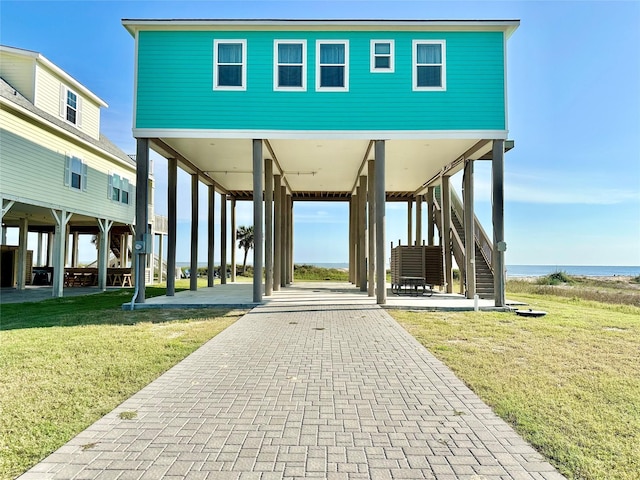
370,40,395,73
316,40,349,92
108,173,131,205
213,39,247,91
64,155,87,192
273,40,307,91
412,40,447,91
59,85,83,126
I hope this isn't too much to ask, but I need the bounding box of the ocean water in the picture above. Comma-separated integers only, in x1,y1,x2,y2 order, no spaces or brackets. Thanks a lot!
506,265,639,278
177,262,639,277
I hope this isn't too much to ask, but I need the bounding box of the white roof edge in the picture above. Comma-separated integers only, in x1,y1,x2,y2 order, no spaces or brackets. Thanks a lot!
122,18,520,37
0,96,132,169
0,45,109,108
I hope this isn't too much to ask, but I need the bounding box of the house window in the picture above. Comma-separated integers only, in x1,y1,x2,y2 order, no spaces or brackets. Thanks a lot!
64,155,87,191
214,40,246,90
274,41,306,90
316,41,349,91
109,174,131,204
59,86,82,126
66,90,77,123
413,40,446,90
371,40,394,73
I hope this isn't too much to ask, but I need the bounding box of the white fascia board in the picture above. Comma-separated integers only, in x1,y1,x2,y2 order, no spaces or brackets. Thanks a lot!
0,45,108,108
1,97,133,170
133,128,508,141
122,19,520,37
0,192,132,224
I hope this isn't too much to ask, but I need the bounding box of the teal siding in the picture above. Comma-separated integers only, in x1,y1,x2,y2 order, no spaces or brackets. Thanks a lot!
135,30,505,132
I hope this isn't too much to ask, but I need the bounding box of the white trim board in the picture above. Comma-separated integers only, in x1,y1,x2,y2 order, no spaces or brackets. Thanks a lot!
133,128,508,141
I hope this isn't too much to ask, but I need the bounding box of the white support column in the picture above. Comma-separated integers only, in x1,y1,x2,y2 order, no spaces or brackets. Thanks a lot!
463,159,476,299
220,194,228,285
253,139,264,302
374,140,386,305
441,175,453,293
492,139,506,307
167,157,177,296
158,233,165,284
208,185,215,287
264,158,273,296
190,173,199,291
51,209,72,297
97,218,113,291
71,231,79,267
367,159,376,297
1,226,7,245
273,175,282,291
407,200,413,246
230,198,237,282
37,232,43,266
415,195,423,246
47,232,53,266
16,217,28,290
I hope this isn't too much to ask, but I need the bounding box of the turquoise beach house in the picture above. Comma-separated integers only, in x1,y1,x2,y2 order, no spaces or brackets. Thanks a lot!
123,19,518,306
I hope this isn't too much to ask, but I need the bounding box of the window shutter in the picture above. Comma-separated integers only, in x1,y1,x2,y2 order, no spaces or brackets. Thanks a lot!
64,155,70,186
108,173,113,199
77,97,83,127
82,162,88,191
130,184,135,205
59,85,66,118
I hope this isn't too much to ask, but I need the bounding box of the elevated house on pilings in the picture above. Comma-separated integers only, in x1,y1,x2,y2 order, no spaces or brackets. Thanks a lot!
0,45,163,296
123,19,518,307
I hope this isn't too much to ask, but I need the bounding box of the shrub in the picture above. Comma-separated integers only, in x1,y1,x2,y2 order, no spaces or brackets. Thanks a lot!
536,270,574,286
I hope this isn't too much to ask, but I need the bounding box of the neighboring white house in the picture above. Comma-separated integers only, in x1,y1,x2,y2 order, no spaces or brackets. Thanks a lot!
0,45,141,296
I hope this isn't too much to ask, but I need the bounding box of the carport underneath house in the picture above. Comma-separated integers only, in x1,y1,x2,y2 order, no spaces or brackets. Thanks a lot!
123,19,519,307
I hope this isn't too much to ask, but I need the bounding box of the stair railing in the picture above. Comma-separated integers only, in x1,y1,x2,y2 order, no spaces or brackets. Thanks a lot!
450,188,493,274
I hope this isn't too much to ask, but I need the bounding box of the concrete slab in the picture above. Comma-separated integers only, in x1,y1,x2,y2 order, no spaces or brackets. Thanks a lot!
18,294,563,480
131,282,522,311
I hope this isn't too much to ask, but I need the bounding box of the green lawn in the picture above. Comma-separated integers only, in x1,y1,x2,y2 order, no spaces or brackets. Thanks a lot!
0,288,245,480
390,293,640,480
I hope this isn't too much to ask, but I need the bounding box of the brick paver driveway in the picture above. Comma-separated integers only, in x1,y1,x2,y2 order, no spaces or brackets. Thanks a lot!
19,301,564,479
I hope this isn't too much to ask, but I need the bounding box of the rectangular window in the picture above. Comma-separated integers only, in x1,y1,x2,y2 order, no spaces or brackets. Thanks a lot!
59,86,82,126
64,155,87,191
371,40,394,73
121,178,130,205
413,40,446,91
274,40,306,91
66,90,77,123
111,174,121,202
316,41,349,91
214,40,247,90
108,174,131,204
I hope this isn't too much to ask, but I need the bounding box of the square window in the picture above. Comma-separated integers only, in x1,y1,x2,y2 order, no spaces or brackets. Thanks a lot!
274,41,306,90
371,40,394,73
214,40,247,90
413,41,446,90
316,41,349,91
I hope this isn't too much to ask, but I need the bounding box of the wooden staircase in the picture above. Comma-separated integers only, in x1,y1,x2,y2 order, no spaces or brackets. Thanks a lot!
435,186,495,299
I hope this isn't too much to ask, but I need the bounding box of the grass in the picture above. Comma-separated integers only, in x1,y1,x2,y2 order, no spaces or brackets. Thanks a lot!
507,275,640,307
390,292,640,480
0,288,245,480
294,264,349,281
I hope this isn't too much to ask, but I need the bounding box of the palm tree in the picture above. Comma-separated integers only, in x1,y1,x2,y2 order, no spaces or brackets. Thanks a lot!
236,225,254,274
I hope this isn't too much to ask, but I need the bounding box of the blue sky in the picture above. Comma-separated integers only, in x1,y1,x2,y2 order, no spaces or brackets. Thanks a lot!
2,1,639,266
